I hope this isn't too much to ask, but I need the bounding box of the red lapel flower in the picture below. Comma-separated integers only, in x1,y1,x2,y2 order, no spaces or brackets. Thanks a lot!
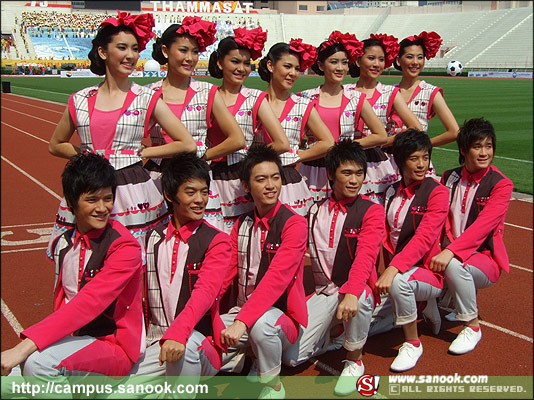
233,27,267,60
100,11,155,52
289,38,317,72
177,16,217,52
323,31,363,63
369,33,400,68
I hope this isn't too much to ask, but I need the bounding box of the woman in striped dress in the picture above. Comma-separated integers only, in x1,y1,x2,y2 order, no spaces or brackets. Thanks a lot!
145,17,245,231
348,34,422,204
299,31,387,203
391,31,459,178
257,39,335,216
47,12,196,257
207,27,290,232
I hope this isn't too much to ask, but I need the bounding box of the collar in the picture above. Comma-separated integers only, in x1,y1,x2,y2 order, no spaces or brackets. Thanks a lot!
399,179,423,199
462,165,489,184
72,225,107,249
328,195,355,213
165,219,203,243
254,201,282,230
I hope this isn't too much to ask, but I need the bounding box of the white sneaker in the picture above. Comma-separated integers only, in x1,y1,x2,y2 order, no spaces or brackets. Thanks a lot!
258,383,285,399
334,360,365,396
449,326,482,354
390,342,423,372
422,297,441,335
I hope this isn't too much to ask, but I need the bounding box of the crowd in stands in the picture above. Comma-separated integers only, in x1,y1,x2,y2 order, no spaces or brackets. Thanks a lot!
21,11,109,38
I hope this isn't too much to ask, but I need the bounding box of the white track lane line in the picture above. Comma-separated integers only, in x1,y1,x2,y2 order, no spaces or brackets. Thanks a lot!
2,222,54,229
2,247,48,254
1,106,58,125
1,298,24,336
1,98,64,114
509,263,532,273
1,156,61,200
505,222,533,231
2,121,50,144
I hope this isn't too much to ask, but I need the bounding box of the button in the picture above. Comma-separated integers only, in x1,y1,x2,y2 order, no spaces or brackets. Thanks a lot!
126,306,130,310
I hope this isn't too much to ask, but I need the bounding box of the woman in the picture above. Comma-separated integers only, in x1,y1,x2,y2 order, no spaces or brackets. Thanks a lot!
207,27,290,232
392,31,460,178
300,30,387,202
376,129,449,372
146,17,245,231
47,11,196,256
258,39,335,216
348,34,422,204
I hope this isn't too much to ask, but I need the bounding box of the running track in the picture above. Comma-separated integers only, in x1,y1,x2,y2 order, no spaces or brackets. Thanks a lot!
1,93,532,380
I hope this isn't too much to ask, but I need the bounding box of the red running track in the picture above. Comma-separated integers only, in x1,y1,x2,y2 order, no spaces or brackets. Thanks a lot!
1,93,532,379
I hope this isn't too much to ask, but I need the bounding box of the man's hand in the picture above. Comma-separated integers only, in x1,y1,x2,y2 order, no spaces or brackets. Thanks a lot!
1,338,38,376
375,265,400,295
336,293,359,322
429,249,455,272
220,320,247,347
158,340,186,366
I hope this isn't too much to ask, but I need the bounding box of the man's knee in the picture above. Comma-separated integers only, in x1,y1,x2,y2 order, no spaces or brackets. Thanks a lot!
22,351,58,376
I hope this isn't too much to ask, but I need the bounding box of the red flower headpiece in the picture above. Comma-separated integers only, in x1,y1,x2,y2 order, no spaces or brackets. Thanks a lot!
100,11,155,52
323,31,363,63
289,38,317,72
233,27,267,60
177,16,217,52
369,33,399,68
403,31,442,60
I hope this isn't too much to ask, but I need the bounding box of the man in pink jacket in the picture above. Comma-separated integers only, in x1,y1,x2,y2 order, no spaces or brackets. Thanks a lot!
430,118,513,355
1,153,144,378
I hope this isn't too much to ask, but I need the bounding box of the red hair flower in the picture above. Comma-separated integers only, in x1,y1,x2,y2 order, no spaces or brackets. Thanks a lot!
323,31,363,63
177,16,217,52
289,38,317,72
415,31,442,60
100,11,155,52
233,27,267,60
369,33,400,68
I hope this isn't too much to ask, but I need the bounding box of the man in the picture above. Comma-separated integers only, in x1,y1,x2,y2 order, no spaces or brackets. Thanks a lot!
430,118,513,355
283,140,385,396
219,144,308,400
130,153,231,378
1,153,144,377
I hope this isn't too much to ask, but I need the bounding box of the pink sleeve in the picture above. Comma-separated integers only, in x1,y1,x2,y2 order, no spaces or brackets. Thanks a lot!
390,185,450,273
340,203,385,297
427,87,442,120
144,90,162,137
162,232,231,346
21,237,142,350
300,101,315,139
206,84,219,129
236,215,308,328
68,93,77,129
447,177,513,262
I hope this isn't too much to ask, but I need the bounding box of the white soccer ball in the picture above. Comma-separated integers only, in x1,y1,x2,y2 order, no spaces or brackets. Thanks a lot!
144,59,160,72
447,60,463,76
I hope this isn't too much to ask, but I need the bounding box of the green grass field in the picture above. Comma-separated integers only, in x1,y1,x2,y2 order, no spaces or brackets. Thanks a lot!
2,75,532,193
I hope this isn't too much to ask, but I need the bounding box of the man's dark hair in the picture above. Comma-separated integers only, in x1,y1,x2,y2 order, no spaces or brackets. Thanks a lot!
325,139,367,186
239,143,283,186
393,129,432,176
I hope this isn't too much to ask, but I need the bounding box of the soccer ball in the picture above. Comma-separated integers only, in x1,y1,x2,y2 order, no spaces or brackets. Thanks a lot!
447,60,463,76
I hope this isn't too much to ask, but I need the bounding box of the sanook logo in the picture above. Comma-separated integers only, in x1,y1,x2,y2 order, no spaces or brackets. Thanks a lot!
357,375,380,397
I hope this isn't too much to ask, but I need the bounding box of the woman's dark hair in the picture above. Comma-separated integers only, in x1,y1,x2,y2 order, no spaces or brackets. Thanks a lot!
258,42,299,82
348,38,386,78
88,24,136,76
325,139,367,186
457,118,496,164
393,37,425,71
161,152,211,211
152,23,195,65
310,42,348,76
239,143,283,186
208,36,244,78
62,153,116,211
392,129,432,176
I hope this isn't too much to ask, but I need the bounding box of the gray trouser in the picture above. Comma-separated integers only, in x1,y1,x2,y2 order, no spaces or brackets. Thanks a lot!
130,330,218,377
220,306,293,379
445,257,494,321
390,267,442,326
282,290,374,367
